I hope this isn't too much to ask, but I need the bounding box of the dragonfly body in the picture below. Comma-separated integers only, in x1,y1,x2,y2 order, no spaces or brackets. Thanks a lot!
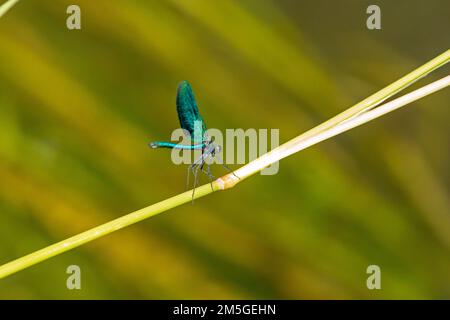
150,81,232,199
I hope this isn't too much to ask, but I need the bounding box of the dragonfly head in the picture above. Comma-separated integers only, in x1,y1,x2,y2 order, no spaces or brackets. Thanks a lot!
203,134,213,144
204,141,221,157
203,135,221,156
213,144,221,155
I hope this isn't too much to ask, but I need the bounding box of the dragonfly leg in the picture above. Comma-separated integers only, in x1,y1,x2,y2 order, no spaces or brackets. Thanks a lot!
214,153,240,180
190,150,216,201
191,160,203,202
186,162,198,190
200,158,215,191
186,165,192,190
207,164,215,191
188,152,206,193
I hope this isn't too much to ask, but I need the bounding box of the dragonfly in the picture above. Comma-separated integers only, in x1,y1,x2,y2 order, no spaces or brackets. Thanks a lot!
150,80,235,199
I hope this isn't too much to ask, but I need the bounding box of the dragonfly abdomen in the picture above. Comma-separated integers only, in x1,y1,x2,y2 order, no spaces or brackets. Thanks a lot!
149,141,205,150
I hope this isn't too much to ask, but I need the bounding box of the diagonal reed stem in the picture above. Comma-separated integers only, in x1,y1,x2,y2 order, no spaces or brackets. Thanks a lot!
0,50,449,279
0,0,20,18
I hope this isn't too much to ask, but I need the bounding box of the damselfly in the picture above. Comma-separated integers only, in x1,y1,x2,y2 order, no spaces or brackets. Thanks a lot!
150,81,235,199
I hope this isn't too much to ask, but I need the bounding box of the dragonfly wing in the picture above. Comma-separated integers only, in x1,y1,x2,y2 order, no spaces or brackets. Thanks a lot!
176,81,207,143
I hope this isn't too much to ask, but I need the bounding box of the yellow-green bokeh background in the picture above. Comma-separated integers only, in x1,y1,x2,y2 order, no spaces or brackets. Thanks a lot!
0,0,449,299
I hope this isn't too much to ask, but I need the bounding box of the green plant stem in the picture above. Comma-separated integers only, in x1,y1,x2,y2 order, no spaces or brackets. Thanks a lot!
0,183,219,279
222,49,450,186
0,50,448,280
0,0,19,18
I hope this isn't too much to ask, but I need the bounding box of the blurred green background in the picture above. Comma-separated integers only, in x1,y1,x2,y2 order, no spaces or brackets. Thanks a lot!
0,0,449,299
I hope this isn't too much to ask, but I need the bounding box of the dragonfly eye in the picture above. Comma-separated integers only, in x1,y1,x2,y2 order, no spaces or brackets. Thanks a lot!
205,135,214,144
